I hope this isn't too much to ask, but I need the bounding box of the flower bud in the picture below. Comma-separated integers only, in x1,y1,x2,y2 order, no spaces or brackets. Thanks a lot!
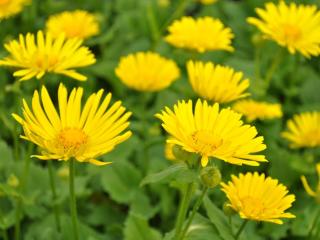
172,145,198,167
223,202,237,216
200,165,221,188
7,174,19,188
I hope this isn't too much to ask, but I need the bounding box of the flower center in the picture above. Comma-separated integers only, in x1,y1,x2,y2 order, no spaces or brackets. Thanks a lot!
282,24,301,42
305,129,320,147
240,196,266,219
33,52,59,71
191,130,223,156
56,128,88,156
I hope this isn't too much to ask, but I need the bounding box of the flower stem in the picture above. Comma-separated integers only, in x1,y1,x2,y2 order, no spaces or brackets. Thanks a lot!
48,161,61,232
174,183,194,240
69,159,79,240
235,220,248,240
146,2,160,46
308,207,320,238
179,187,208,240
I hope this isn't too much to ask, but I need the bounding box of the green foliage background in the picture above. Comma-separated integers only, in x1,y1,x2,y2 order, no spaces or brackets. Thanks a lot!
1,0,320,239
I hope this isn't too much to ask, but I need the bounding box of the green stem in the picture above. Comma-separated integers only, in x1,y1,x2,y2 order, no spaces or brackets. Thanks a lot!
146,2,160,46
235,220,248,240
264,48,284,93
174,183,194,240
308,207,320,238
179,187,208,240
48,161,61,232
0,208,9,240
69,159,79,240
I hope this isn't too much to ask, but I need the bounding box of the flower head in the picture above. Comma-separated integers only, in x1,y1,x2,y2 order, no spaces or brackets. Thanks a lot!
232,99,282,122
301,163,320,203
46,10,100,40
0,31,96,81
156,99,267,167
187,60,249,103
12,84,132,165
0,0,30,19
199,0,217,5
247,2,320,58
165,16,234,53
221,172,296,224
115,51,180,92
282,112,320,148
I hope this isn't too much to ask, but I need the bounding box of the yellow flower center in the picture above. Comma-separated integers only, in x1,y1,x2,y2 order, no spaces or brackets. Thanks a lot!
56,128,88,157
0,0,10,5
33,52,59,71
305,129,320,147
282,24,301,42
191,130,223,156
240,196,266,219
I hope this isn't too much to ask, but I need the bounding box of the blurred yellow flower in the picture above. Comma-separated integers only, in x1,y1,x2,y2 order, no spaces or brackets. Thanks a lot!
115,51,180,92
0,31,95,81
282,112,320,148
165,16,234,53
165,141,176,161
46,10,100,40
156,99,267,167
199,0,217,5
0,0,30,19
221,172,296,224
232,99,282,122
158,0,170,7
247,2,320,58
12,84,132,165
301,163,320,202
187,60,249,103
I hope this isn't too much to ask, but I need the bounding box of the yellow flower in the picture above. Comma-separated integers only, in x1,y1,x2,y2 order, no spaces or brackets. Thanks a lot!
12,84,132,166
247,2,320,58
199,0,217,5
46,10,100,40
301,163,320,202
221,172,296,224
158,0,170,7
165,141,176,161
165,16,234,53
0,0,30,20
0,31,96,81
115,51,180,92
187,60,249,103
232,99,282,122
156,99,267,167
281,112,320,148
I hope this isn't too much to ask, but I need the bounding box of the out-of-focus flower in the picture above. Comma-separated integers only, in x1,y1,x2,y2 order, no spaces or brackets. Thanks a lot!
46,10,100,40
12,84,132,166
221,172,296,224
199,0,217,5
115,51,180,92
0,31,95,81
232,99,282,122
187,60,249,103
156,99,267,167
165,16,234,53
0,0,30,20
158,0,170,7
165,141,176,160
247,2,320,58
282,112,320,148
301,163,320,202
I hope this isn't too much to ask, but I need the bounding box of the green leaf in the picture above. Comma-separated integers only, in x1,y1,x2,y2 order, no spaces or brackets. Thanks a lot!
203,197,234,240
124,212,162,240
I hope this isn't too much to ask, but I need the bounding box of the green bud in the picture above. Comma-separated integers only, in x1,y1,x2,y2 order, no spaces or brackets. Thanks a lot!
7,174,19,188
172,145,198,167
223,202,237,216
200,166,221,188
251,33,264,46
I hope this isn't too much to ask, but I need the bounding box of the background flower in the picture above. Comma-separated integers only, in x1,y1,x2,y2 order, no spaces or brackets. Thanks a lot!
0,0,30,19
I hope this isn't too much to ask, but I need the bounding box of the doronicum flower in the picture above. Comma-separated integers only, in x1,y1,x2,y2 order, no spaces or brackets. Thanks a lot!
187,60,249,103
221,172,296,224
165,16,234,53
232,99,282,122
46,10,100,40
115,51,180,92
301,163,320,203
0,31,96,81
247,2,320,58
12,83,132,165
0,0,30,20
281,112,320,148
156,99,267,167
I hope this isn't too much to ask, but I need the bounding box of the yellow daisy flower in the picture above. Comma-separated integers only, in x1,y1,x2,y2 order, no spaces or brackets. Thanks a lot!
199,0,217,5
46,10,100,40
247,2,320,58
0,0,30,20
301,163,320,203
232,99,282,122
12,84,132,166
221,172,296,224
282,112,320,148
0,31,96,81
187,60,249,103
156,99,267,167
115,51,180,92
165,16,234,53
